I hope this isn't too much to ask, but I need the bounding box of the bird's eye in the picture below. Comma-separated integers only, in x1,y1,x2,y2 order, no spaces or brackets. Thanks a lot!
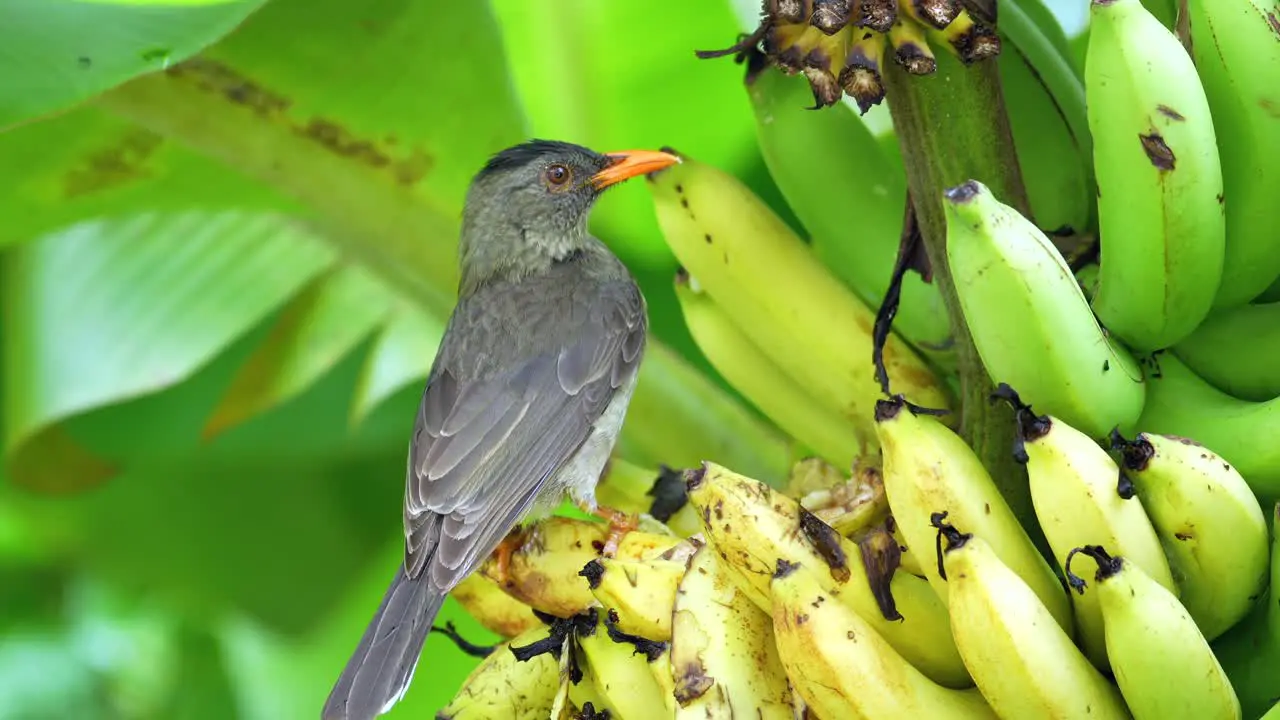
544,163,572,188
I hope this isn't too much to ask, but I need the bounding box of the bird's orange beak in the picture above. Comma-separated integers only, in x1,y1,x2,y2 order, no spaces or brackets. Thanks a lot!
591,149,682,190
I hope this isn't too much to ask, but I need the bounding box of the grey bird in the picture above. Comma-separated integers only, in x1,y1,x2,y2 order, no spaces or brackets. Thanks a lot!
321,139,681,720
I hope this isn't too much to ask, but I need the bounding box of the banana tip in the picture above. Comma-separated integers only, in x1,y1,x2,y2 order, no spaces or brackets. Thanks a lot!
943,180,984,205
684,462,708,492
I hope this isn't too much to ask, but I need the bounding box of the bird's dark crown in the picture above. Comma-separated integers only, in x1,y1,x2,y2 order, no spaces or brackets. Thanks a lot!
476,139,601,180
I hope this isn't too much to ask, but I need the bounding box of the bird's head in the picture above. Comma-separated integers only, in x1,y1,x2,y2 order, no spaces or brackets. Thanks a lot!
458,140,680,290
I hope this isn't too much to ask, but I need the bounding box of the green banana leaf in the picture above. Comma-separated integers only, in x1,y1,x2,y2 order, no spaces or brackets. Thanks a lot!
1,0,797,715
0,0,268,133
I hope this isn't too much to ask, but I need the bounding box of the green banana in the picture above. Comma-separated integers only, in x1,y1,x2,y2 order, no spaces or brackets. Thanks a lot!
1174,301,1280,401
997,33,1093,240
769,560,997,719
644,152,953,460
744,63,954,369
673,270,865,471
1110,429,1270,641
1208,503,1280,720
874,395,1075,635
999,389,1175,670
1066,545,1241,720
934,521,1130,720
1185,0,1280,308
943,179,1146,440
1136,353,1280,503
1085,0,1226,352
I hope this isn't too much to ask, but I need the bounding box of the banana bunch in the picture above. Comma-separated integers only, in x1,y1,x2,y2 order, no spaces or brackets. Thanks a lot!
696,0,1001,112
432,0,1280,714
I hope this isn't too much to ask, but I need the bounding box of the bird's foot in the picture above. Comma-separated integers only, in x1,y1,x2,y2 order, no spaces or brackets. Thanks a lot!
589,505,639,558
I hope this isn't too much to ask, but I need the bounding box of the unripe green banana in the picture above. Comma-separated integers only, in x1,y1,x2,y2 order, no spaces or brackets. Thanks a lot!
935,523,1130,720
673,271,864,471
743,64,955,370
874,395,1075,635
1136,353,1280,503
943,179,1146,440
999,389,1175,671
1207,503,1280,720
1085,0,1226,352
1066,546,1241,720
644,152,953,459
1173,301,1280,401
1111,430,1270,641
1185,0,1280,308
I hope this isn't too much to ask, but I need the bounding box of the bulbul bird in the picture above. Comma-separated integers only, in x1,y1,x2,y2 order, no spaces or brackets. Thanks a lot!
321,139,681,720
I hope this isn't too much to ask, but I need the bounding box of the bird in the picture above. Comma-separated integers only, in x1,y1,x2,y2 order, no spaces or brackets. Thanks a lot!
320,139,681,720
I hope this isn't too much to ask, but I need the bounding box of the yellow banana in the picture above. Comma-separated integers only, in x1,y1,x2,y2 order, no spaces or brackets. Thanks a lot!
675,271,865,471
873,395,1074,634
927,9,1001,64
644,153,952,463
477,517,607,618
1110,429,1270,641
997,385,1175,670
770,560,997,719
583,544,692,642
670,543,794,718
1066,545,1242,720
449,573,541,640
575,608,669,720
934,521,1131,720
436,623,566,720
685,461,972,688
841,25,889,113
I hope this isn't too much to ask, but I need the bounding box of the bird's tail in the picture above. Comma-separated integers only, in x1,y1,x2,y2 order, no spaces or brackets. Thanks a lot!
321,564,445,720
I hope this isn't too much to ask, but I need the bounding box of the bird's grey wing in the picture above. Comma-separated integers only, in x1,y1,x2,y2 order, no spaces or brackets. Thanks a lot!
402,285,647,591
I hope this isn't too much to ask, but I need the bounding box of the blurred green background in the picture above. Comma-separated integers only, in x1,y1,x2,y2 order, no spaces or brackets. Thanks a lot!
0,0,1098,717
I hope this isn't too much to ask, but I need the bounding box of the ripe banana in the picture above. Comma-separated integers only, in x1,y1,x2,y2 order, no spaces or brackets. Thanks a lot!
437,623,566,720
788,458,890,536
674,270,865,471
942,179,1146,440
1174,301,1280,401
1067,545,1241,720
478,517,607,618
1136,353,1280,502
449,572,541,639
669,543,794,718
575,608,669,720
1085,0,1226,351
583,546,691,643
743,64,953,368
1110,429,1270,641
998,387,1175,670
685,461,972,688
770,560,997,719
644,152,953,458
873,395,1075,635
1184,0,1280,308
934,522,1130,720
842,29,889,113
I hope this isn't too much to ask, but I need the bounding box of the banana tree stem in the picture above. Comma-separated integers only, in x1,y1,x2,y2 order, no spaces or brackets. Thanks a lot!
881,52,1045,551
